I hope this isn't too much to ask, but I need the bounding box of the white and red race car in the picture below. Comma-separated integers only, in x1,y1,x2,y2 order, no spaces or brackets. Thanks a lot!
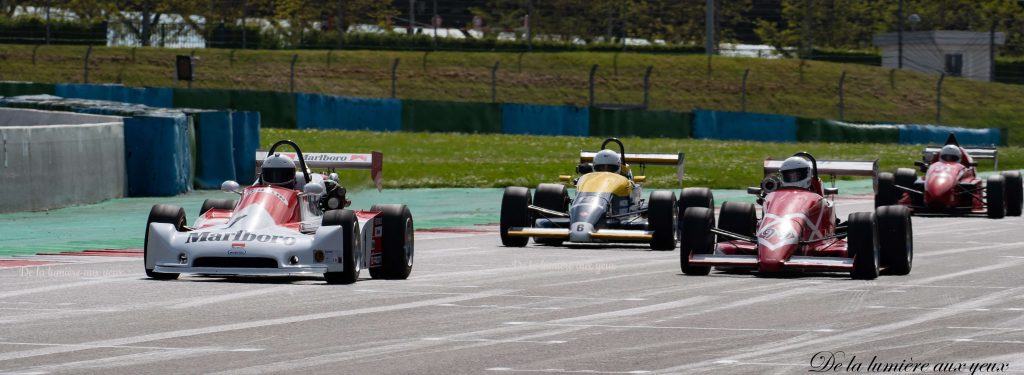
144,140,414,284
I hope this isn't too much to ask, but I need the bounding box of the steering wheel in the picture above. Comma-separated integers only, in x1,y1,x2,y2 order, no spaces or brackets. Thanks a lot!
266,140,312,186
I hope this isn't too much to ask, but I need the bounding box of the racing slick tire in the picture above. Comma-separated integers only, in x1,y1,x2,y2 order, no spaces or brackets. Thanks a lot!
199,199,236,216
678,188,715,240
717,201,757,242
987,175,1006,219
848,212,879,280
680,207,714,276
875,172,897,208
533,183,569,246
895,168,917,191
369,204,414,280
876,205,913,276
1001,171,1023,217
323,209,360,284
144,204,184,280
648,191,677,251
500,187,531,247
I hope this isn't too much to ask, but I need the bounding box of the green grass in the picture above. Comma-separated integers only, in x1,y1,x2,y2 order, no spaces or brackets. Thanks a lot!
3,44,1024,144
264,129,1024,189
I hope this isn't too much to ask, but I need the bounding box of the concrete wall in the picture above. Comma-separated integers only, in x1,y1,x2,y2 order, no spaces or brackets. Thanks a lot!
0,108,125,213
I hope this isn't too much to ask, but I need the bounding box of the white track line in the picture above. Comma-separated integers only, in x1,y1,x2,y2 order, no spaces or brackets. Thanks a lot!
947,326,1024,332
0,341,260,352
169,285,302,309
438,303,562,310
503,321,836,333
422,337,566,344
486,368,650,374
0,277,136,299
868,306,1022,312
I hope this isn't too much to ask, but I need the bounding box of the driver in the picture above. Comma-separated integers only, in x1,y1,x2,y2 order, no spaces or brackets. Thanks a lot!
939,144,961,163
261,153,297,188
779,156,813,190
592,149,622,173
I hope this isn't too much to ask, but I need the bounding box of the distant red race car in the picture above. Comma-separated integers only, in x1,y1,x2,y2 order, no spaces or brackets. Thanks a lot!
680,152,913,280
876,134,1023,218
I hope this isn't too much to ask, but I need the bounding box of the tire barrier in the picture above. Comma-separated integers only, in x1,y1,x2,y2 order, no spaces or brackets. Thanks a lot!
172,88,296,129
501,104,589,136
693,109,798,142
898,124,1004,146
55,84,173,108
0,108,125,213
590,108,691,138
124,113,192,197
296,93,401,131
0,81,55,97
194,111,237,189
402,100,502,133
796,118,900,144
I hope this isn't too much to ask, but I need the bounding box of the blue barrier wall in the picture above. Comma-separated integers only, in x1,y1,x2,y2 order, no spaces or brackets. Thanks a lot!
56,84,173,108
501,104,589,136
898,124,1003,146
123,114,191,196
692,110,798,142
296,93,401,131
194,112,237,189
232,111,261,184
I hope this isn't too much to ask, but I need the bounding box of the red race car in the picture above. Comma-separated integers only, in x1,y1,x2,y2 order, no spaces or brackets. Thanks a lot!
680,152,913,280
876,134,1023,218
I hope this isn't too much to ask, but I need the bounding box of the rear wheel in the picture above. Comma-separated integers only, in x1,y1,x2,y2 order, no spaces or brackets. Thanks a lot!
648,191,677,251
876,205,912,276
323,210,360,284
369,204,414,279
533,183,569,246
1001,171,1023,217
680,207,714,276
199,199,236,216
848,212,879,280
717,201,756,242
500,187,531,247
144,204,184,280
987,175,1006,219
875,172,897,208
678,188,714,239
895,168,917,191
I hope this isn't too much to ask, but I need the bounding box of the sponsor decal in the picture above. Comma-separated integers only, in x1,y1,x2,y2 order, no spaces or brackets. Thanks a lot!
186,230,297,246
228,243,246,255
244,187,289,205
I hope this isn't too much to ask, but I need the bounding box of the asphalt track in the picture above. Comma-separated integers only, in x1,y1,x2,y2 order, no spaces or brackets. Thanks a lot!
1,197,1023,374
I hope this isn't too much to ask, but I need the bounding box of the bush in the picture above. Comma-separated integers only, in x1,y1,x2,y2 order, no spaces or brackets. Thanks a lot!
0,17,106,45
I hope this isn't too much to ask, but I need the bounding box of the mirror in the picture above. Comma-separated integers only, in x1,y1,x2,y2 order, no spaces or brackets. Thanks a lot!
747,187,762,195
633,176,646,183
824,187,839,195
914,161,926,167
559,175,572,182
303,182,325,196
221,180,242,195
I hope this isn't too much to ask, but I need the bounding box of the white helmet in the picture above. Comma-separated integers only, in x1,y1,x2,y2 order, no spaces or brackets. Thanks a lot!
779,156,813,189
592,149,621,173
261,153,296,187
939,145,961,162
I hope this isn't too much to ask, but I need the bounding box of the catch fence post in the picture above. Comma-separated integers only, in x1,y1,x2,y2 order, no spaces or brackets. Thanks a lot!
391,58,401,99
642,65,653,110
588,64,599,107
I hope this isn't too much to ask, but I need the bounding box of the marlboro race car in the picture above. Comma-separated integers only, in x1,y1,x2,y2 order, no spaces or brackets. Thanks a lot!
679,152,913,280
500,138,713,250
875,134,1023,218
143,140,414,284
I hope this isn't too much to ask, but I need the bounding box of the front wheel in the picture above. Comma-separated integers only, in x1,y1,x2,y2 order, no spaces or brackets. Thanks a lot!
500,187,531,247
848,212,879,280
1001,171,1023,217
323,209,360,284
987,175,1006,219
876,205,912,276
144,204,184,280
647,191,677,251
875,172,897,208
369,204,414,280
680,207,714,276
533,183,568,246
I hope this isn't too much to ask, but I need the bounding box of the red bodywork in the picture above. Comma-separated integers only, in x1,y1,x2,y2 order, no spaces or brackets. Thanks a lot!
690,181,855,274
196,186,303,231
899,149,984,213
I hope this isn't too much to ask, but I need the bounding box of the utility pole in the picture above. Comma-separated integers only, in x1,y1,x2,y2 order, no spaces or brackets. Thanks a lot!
897,0,904,69
408,0,415,35
704,0,715,55
45,0,51,45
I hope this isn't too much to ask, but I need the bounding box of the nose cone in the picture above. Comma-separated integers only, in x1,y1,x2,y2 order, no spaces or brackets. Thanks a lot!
756,217,802,273
924,172,957,208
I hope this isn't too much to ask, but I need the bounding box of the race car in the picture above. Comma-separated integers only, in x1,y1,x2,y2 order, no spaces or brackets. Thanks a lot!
500,138,713,250
144,140,414,284
679,152,913,280
876,133,1023,218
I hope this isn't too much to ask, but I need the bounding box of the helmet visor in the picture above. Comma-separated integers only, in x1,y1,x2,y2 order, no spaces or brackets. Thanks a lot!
940,153,959,162
263,167,294,185
593,163,620,173
781,168,809,183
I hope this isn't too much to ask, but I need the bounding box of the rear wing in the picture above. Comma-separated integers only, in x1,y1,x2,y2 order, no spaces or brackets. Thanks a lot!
580,151,685,181
764,159,878,179
256,151,383,191
922,147,998,170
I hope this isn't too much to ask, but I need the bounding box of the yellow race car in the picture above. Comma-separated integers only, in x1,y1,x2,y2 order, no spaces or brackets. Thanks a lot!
500,138,713,250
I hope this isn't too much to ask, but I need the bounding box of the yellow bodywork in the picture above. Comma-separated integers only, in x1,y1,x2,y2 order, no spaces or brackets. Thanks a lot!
576,172,632,197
